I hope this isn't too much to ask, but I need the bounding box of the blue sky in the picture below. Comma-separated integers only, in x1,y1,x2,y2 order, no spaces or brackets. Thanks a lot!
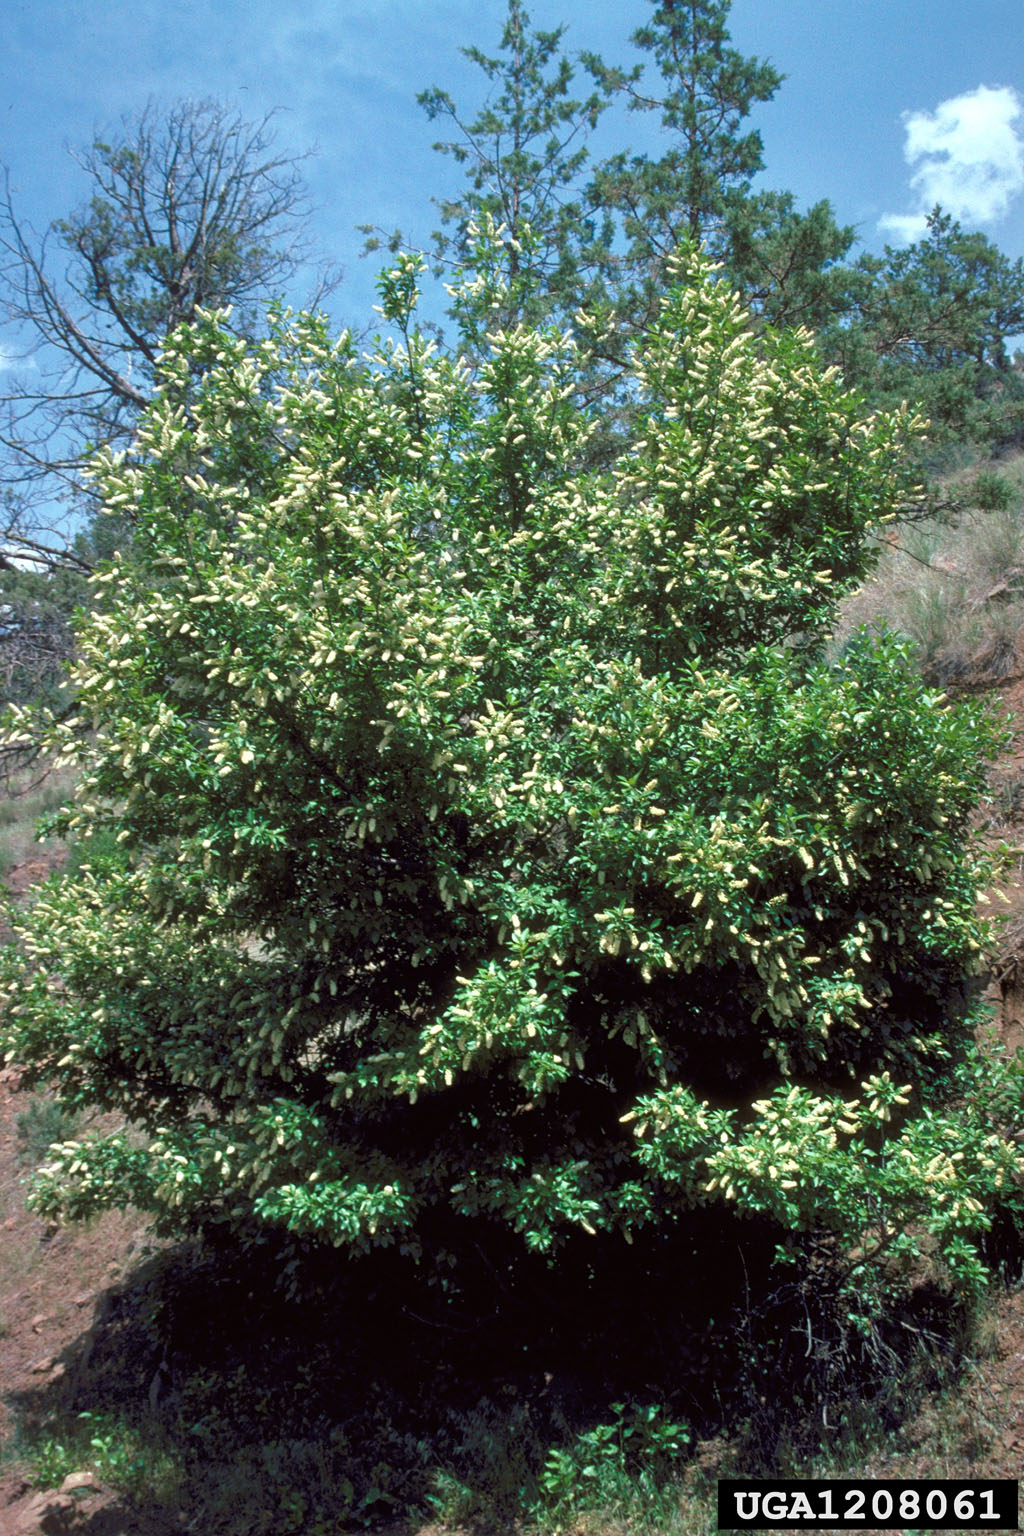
2,0,1023,338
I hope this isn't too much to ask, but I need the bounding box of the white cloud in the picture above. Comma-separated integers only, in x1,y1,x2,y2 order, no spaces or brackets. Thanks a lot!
879,84,1024,242
0,344,38,377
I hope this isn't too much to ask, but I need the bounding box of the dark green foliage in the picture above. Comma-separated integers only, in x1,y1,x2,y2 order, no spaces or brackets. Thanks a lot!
415,2,1024,463
579,0,855,359
968,470,1017,512
584,0,782,255
821,211,1024,447
15,1094,80,1166
723,190,858,333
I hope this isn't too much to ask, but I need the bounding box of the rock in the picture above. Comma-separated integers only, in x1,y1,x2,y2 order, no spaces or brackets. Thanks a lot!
58,1470,100,1494
37,1499,76,1535
975,566,1024,607
26,1354,65,1381
11,1490,71,1533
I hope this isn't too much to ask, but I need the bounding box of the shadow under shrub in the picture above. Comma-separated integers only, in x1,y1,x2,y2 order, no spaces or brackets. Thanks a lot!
6,1215,994,1532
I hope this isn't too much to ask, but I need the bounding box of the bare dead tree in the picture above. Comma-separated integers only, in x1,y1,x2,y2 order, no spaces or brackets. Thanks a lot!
0,97,341,565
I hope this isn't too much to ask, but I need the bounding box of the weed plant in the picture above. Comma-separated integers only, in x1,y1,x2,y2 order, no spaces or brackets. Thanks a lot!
15,1094,81,1166
26,1410,180,1504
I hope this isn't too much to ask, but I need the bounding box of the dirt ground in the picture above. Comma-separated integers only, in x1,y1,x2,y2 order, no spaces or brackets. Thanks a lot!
0,842,167,1535
4,689,1024,1534
0,1057,162,1534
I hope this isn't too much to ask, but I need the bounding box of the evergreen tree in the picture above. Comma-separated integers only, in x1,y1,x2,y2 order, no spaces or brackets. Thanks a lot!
366,0,610,334
821,210,1024,446
585,0,780,255
582,0,779,334
582,0,854,358
723,189,858,333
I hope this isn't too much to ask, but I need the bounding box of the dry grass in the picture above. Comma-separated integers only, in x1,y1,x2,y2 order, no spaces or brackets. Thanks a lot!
0,764,75,882
837,452,1024,685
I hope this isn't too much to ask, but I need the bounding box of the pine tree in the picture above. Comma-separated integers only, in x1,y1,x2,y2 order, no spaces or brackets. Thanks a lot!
584,0,780,282
366,0,610,334
821,210,1024,444
723,189,857,333
581,0,854,364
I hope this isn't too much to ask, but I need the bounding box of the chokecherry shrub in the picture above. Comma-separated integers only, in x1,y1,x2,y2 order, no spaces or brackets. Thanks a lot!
3,239,1018,1305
